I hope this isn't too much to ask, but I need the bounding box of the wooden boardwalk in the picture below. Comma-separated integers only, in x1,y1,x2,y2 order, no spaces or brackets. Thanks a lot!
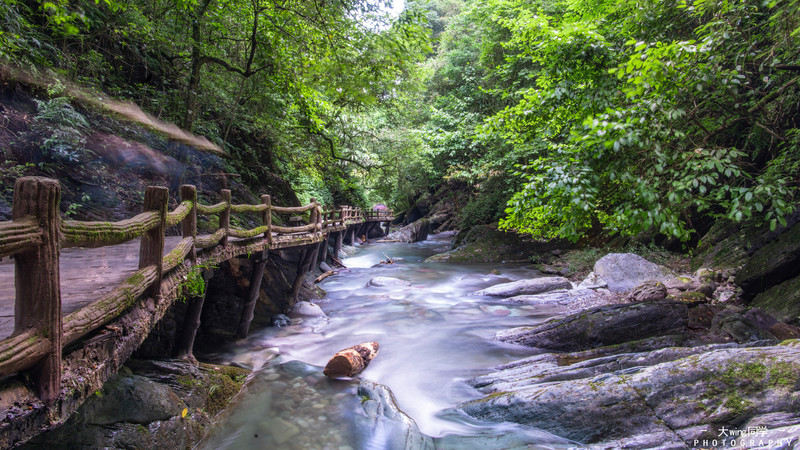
0,177,392,447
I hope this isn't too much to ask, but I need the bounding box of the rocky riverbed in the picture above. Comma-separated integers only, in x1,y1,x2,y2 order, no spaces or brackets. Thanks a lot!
453,250,800,447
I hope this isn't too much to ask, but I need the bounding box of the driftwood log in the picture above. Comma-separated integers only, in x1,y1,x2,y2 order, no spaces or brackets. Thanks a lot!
314,270,337,283
323,342,380,378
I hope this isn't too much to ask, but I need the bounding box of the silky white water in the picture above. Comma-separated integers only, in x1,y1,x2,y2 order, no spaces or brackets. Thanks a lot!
201,233,573,448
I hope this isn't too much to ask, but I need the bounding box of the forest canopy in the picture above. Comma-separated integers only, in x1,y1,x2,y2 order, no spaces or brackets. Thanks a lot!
2,0,799,243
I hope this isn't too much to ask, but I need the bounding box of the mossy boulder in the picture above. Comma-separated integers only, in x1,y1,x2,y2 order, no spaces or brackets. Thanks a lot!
751,273,800,325
427,224,566,263
737,221,800,295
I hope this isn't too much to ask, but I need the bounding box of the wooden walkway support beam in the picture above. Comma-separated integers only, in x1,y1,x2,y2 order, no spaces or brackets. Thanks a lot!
12,177,62,404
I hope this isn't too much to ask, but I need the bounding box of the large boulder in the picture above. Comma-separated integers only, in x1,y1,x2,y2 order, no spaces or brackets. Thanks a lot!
385,218,430,243
473,277,572,297
462,342,800,446
496,300,689,352
738,221,800,295
593,253,673,292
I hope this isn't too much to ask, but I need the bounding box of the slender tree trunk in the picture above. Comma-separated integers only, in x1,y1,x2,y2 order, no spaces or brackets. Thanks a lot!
236,253,268,339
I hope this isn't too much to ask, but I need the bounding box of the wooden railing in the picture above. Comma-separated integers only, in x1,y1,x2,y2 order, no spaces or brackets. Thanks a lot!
0,177,393,403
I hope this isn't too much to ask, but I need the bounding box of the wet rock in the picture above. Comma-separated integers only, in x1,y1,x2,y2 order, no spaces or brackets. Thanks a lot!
320,262,333,273
272,314,291,327
627,281,667,303
593,253,673,292
473,277,572,297
711,313,778,344
367,277,412,287
81,372,184,425
462,342,800,446
356,380,434,450
291,301,326,317
496,300,688,352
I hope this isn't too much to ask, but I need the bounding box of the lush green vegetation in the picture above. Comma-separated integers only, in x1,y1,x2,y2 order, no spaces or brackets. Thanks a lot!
1,0,429,206
3,0,799,243
407,0,800,243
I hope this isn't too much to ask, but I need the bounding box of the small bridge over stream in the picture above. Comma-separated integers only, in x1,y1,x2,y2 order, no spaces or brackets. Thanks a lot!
0,177,393,447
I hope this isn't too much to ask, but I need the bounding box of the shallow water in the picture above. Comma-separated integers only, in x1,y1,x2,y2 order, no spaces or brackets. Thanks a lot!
202,233,573,448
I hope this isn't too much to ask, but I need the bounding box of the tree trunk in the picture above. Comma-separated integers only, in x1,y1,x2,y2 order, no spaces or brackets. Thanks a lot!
236,252,268,339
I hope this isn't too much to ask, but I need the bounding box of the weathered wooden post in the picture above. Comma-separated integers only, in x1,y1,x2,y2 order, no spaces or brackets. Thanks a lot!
181,185,197,263
220,189,231,247
139,186,168,302
334,231,343,259
262,194,272,244
309,198,318,235
12,177,62,404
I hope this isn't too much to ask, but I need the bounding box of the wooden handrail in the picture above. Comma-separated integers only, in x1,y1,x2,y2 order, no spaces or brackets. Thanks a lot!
0,216,42,258
165,200,194,227
61,211,160,249
197,201,227,215
0,176,397,403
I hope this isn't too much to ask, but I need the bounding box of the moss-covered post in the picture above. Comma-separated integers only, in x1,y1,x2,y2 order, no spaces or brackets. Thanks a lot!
139,186,168,302
176,268,213,360
262,194,272,245
12,177,62,404
181,185,197,263
309,198,318,236
220,189,231,247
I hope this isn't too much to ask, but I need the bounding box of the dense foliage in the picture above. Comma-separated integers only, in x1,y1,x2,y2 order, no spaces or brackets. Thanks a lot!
1,0,429,205
411,0,800,242
4,0,799,242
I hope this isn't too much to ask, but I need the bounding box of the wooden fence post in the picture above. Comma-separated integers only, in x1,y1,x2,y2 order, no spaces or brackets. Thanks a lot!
139,186,168,302
309,198,318,232
315,200,322,233
220,189,231,247
181,185,197,263
12,177,62,404
262,194,272,245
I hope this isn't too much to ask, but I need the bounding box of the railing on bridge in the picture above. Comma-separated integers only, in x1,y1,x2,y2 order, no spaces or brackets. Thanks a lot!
0,177,393,403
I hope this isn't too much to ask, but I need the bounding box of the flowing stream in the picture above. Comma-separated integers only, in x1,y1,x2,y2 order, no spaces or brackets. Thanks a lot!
199,233,575,449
